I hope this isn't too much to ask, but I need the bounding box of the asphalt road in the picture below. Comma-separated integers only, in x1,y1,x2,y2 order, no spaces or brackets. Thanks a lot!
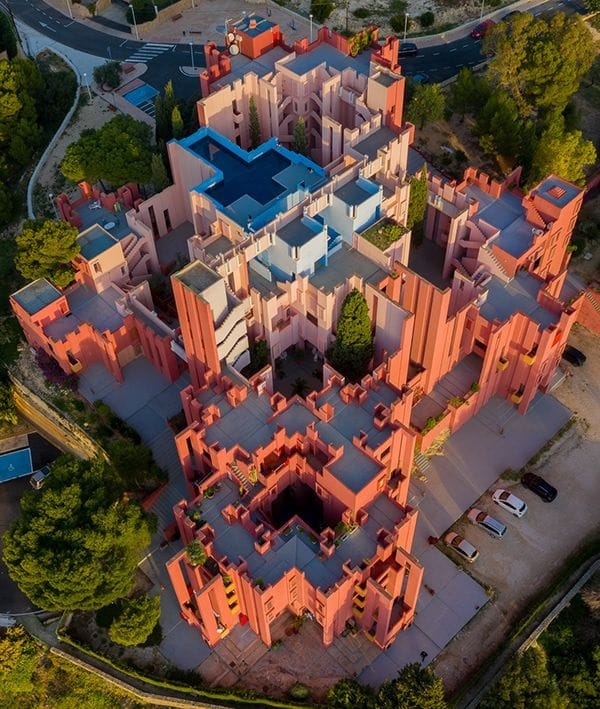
400,0,587,83
5,0,590,101
8,0,204,95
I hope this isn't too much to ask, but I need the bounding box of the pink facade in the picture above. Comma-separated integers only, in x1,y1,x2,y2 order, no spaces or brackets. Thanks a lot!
11,35,589,654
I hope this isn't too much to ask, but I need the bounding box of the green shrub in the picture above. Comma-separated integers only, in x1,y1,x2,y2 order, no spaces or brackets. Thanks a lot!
419,10,435,28
288,683,311,701
353,7,370,18
390,14,406,33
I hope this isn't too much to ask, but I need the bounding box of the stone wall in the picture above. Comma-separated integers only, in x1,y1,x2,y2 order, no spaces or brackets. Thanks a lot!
136,0,193,36
10,376,107,461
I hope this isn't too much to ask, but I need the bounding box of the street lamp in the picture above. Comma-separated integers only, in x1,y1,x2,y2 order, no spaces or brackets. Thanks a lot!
480,0,485,19
82,72,92,102
48,193,59,220
189,41,194,71
129,2,140,41
403,13,409,43
309,13,313,44
65,0,73,19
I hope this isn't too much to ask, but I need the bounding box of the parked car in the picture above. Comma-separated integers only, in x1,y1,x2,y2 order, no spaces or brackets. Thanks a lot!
444,532,479,562
399,42,418,57
562,345,586,367
521,472,558,502
467,508,507,539
471,20,496,39
411,72,430,84
492,489,528,517
30,465,51,490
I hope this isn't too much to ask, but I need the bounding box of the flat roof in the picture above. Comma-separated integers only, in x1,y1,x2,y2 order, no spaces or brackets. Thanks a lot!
335,180,373,207
277,218,321,248
309,243,386,292
536,176,581,208
233,14,276,38
479,272,559,329
354,126,397,161
77,224,119,261
44,284,124,340
174,260,222,295
12,278,62,316
284,43,368,76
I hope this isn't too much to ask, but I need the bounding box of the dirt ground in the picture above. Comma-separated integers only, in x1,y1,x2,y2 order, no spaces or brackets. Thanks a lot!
433,324,600,696
292,0,513,36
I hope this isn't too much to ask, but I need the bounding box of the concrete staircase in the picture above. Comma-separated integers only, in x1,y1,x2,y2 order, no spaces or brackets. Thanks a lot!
413,451,431,480
229,460,255,494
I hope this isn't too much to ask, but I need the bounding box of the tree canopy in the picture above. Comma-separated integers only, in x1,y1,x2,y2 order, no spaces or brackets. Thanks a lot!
2,455,154,611
328,289,374,382
15,219,79,288
377,663,447,709
310,0,335,24
484,13,596,118
108,594,161,646
93,61,122,90
0,12,17,59
407,168,428,230
327,678,375,708
527,115,596,188
61,114,153,187
0,626,37,695
406,84,445,130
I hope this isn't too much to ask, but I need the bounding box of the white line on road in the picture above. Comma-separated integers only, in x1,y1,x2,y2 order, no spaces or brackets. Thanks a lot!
38,22,56,32
433,52,440,55
450,48,457,52
120,39,129,46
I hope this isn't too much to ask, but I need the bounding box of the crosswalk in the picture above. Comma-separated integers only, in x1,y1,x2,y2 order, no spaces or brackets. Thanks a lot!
126,42,175,63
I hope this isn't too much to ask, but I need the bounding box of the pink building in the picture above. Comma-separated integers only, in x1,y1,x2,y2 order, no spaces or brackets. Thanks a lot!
11,35,587,652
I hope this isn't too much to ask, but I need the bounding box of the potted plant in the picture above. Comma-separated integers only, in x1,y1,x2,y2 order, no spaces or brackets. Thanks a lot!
186,540,207,567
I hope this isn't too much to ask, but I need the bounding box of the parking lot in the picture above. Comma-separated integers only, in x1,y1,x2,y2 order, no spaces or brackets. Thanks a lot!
433,324,600,695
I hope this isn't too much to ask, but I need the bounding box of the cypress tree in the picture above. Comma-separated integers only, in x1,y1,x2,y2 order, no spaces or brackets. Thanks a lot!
248,96,261,149
328,289,373,381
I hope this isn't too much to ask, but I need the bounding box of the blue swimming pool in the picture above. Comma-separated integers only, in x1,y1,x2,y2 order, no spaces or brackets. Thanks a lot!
123,83,159,107
0,448,33,483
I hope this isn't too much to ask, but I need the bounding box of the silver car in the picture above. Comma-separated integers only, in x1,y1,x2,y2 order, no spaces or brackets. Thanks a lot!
444,532,479,563
467,508,507,539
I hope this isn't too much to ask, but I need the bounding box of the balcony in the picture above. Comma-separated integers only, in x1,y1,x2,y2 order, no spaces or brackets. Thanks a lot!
497,356,509,372
511,386,525,405
521,347,538,366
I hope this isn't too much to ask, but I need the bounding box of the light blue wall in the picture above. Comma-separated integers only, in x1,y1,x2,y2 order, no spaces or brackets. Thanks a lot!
267,217,327,280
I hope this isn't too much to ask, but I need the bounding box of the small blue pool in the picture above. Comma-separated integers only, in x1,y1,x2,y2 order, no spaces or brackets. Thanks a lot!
123,83,159,107
0,448,33,483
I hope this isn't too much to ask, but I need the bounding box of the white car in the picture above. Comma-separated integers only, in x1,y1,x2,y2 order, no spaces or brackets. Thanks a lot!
467,508,507,539
492,489,527,518
443,532,479,563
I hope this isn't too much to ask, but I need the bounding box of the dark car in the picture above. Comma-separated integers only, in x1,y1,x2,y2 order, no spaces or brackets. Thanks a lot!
521,472,558,502
471,19,496,39
562,345,586,367
399,42,418,57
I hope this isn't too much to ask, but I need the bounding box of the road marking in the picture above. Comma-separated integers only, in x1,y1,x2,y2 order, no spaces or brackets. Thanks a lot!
38,21,56,32
450,48,457,52
120,39,129,46
126,43,176,62
65,21,75,27
433,52,440,55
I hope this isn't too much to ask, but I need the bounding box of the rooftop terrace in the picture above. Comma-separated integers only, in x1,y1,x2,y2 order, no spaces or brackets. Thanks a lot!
44,284,124,340
277,218,322,247
353,126,397,161
197,477,406,591
479,271,559,329
536,176,581,208
12,278,62,316
309,243,386,292
282,43,370,77
77,225,119,261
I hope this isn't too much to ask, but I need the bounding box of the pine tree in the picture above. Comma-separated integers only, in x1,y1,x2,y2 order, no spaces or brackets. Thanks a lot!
248,96,261,149
292,117,308,155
